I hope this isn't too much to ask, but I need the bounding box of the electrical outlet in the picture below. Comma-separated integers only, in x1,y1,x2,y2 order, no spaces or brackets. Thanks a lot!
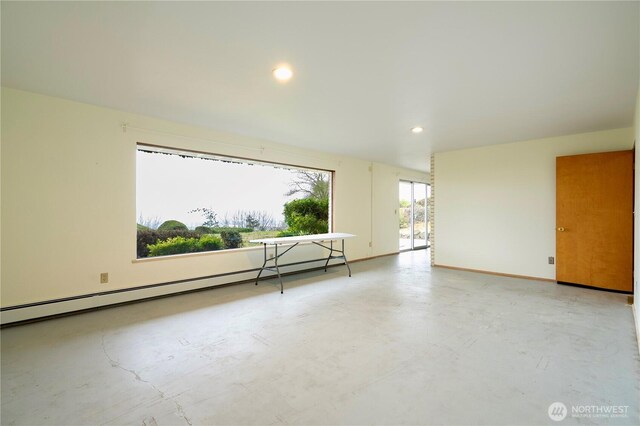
100,272,109,284
548,257,555,265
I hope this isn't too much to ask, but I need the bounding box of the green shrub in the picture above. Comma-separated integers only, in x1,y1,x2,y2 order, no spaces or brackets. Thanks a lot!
137,223,151,231
137,229,201,258
197,234,224,251
220,230,243,249
283,198,329,235
148,236,198,256
137,228,245,258
195,226,214,234
147,234,225,257
289,215,328,234
158,220,188,231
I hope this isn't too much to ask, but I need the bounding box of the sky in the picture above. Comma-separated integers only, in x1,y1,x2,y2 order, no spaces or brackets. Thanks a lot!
136,150,322,229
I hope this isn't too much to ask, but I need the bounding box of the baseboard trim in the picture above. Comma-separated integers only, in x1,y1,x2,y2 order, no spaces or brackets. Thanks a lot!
1,251,402,327
433,264,555,282
1,257,333,312
0,262,344,328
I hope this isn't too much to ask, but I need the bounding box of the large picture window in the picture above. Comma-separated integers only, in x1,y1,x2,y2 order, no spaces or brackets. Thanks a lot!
136,144,332,258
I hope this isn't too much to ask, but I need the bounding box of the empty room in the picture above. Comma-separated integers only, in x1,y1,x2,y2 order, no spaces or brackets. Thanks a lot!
1,1,639,425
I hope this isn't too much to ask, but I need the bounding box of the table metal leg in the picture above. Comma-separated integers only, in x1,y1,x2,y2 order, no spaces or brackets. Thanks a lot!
323,240,333,272
274,244,283,294
253,238,352,294
342,239,352,277
254,243,297,293
255,243,267,285
314,239,351,278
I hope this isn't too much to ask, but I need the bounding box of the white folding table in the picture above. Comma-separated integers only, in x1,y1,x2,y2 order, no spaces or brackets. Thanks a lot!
250,232,356,293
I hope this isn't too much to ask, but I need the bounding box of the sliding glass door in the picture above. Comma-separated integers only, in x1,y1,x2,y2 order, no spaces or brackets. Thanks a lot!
399,181,429,251
399,181,412,250
413,182,427,248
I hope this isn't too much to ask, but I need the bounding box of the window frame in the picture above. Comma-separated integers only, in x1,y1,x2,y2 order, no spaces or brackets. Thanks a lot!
135,142,335,258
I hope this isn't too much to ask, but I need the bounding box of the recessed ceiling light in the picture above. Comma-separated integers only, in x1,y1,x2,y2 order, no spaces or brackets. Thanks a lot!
273,65,293,82
411,126,424,134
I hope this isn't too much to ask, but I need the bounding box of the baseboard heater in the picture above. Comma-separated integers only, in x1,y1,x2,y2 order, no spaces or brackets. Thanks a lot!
1,257,343,327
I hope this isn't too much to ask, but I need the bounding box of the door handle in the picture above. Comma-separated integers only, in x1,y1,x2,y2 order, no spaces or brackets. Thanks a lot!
557,227,565,232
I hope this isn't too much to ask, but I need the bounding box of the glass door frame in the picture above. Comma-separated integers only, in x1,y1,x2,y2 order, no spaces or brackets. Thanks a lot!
399,180,429,251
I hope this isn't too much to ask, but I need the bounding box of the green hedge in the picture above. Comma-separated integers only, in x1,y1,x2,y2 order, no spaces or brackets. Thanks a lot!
137,228,254,257
220,230,243,249
158,220,188,231
197,234,225,251
137,229,201,258
194,226,213,234
148,236,196,256
283,198,329,235
147,234,224,257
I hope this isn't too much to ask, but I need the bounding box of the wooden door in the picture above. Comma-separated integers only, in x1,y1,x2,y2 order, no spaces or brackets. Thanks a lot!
556,150,633,292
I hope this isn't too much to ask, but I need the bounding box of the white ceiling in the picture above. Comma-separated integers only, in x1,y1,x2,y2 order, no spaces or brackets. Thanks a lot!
2,1,638,172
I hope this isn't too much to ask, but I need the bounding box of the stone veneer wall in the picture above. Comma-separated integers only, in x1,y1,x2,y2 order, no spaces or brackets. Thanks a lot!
429,154,435,266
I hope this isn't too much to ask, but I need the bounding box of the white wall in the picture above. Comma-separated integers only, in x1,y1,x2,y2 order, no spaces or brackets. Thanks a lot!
631,3,640,357
0,88,428,322
434,127,634,280
634,78,640,351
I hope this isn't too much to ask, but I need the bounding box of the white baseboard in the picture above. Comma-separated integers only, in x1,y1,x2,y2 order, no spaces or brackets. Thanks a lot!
0,261,329,325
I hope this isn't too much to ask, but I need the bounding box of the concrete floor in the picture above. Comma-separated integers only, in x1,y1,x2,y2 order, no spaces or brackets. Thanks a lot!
1,251,639,425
